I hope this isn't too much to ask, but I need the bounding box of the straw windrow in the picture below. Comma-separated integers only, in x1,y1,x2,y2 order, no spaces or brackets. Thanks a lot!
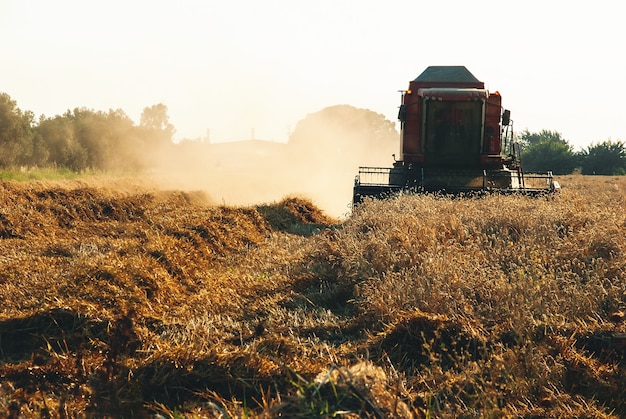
0,175,625,417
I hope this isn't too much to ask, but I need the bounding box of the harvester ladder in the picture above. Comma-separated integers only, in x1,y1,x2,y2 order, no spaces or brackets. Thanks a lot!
513,143,526,189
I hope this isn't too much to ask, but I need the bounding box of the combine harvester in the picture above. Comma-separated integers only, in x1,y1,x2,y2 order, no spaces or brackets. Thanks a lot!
353,66,560,204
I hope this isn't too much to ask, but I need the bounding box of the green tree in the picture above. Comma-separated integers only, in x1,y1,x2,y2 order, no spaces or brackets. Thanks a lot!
29,115,51,166
66,108,108,170
35,114,88,171
0,93,36,166
1,95,177,172
36,107,143,171
517,129,564,151
518,130,577,175
580,140,626,175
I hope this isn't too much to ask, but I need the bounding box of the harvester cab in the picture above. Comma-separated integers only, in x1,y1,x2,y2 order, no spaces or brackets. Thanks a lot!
353,66,560,204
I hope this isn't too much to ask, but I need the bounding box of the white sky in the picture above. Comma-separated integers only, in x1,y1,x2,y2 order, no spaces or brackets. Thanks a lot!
1,0,623,149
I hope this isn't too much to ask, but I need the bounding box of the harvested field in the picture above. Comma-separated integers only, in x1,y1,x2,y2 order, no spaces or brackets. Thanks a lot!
1,174,625,417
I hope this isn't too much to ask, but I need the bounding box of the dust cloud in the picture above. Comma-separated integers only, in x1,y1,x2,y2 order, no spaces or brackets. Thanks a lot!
148,105,399,218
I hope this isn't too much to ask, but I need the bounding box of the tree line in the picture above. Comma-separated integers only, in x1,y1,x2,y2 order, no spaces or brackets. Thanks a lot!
0,93,174,172
518,129,626,175
1,91,624,175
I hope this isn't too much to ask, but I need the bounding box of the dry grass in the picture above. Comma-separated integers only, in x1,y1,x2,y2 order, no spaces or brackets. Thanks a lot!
0,174,625,417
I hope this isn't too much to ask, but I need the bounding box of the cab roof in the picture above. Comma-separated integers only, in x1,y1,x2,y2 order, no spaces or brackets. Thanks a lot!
411,66,484,89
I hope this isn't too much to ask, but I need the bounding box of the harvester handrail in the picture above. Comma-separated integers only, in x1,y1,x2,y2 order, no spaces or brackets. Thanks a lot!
356,167,394,187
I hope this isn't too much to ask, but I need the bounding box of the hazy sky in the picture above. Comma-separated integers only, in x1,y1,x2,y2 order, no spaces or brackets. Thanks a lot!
2,0,623,149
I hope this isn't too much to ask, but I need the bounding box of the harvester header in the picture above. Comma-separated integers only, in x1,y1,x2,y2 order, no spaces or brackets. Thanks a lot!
353,66,559,204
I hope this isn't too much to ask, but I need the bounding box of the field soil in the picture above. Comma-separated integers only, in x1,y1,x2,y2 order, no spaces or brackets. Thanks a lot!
1,175,625,418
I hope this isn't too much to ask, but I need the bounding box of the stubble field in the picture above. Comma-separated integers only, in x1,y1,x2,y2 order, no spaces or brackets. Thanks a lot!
0,174,625,418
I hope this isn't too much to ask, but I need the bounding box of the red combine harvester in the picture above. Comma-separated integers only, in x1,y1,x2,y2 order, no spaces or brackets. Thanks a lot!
353,66,560,204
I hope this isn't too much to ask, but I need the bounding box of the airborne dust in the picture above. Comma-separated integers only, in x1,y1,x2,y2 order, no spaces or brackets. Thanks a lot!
148,105,399,218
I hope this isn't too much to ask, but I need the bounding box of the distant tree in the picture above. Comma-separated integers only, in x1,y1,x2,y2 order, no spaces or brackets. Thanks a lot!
0,95,179,172
35,114,89,170
580,140,626,175
140,103,175,144
104,108,145,170
290,105,397,145
35,107,145,171
29,115,51,166
0,93,36,166
518,130,577,175
517,129,564,151
70,107,140,170
288,105,398,167
66,108,110,170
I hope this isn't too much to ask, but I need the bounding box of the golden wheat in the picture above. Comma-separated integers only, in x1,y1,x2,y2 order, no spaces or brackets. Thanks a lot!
0,175,624,417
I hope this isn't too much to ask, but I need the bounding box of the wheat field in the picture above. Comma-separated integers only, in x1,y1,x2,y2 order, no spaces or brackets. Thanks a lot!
0,174,625,418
